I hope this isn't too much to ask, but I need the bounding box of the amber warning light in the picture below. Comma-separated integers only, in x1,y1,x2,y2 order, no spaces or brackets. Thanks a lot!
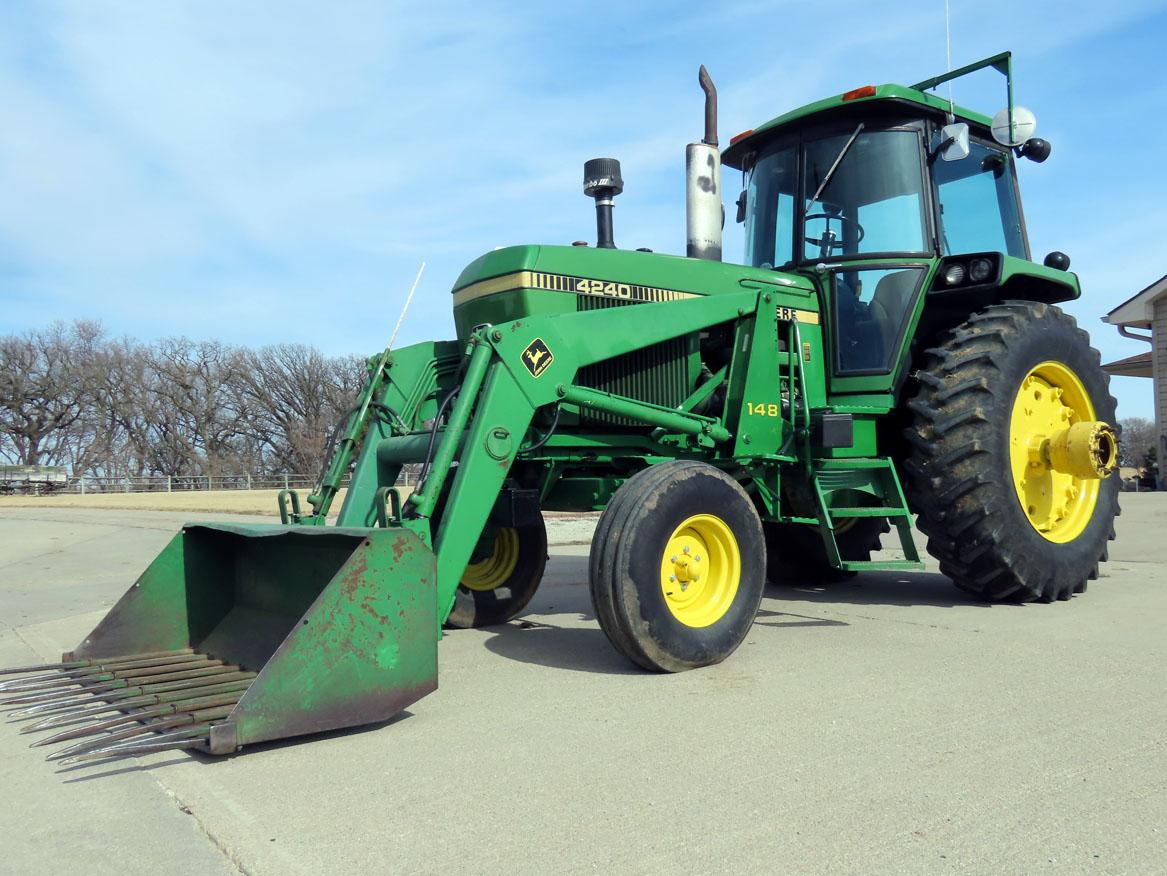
842,85,876,101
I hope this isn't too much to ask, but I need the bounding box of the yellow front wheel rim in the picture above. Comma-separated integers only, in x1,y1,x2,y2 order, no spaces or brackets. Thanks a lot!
1008,361,1101,543
659,514,741,628
462,528,520,591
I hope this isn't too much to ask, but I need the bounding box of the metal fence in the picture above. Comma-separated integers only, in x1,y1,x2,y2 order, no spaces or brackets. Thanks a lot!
48,470,418,495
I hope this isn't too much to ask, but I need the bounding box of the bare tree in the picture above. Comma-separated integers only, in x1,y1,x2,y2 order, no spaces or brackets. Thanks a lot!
234,345,365,476
0,321,104,466
0,321,368,480
1119,417,1157,469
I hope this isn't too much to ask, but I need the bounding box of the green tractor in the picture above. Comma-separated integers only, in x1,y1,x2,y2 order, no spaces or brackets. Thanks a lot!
2,52,1119,762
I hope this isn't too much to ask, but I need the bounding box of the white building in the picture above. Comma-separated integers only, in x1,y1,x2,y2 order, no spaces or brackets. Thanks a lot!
1103,273,1166,488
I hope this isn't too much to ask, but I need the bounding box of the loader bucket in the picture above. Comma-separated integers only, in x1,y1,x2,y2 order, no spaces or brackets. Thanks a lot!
1,524,437,761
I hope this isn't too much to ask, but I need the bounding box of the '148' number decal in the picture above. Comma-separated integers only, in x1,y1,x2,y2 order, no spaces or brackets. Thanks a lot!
747,402,780,417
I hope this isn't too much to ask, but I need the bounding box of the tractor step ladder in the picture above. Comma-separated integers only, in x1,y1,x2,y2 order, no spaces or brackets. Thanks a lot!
809,458,924,572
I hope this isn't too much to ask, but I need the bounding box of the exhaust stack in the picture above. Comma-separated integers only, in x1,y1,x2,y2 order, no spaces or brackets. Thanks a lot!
686,65,722,261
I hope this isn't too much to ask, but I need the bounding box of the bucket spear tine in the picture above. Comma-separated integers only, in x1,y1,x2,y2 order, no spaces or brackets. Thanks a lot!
0,649,194,676
57,725,217,766
47,706,235,761
25,678,253,737
0,653,206,690
0,656,221,695
30,686,251,746
9,669,254,721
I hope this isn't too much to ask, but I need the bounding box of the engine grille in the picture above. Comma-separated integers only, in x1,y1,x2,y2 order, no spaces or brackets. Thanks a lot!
575,297,690,427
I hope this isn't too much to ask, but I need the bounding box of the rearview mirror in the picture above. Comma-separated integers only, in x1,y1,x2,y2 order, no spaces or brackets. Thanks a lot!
939,123,970,161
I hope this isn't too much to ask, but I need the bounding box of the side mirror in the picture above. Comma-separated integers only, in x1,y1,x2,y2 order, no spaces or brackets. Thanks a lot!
938,122,970,161
735,191,747,223
1044,251,1071,271
1019,138,1051,163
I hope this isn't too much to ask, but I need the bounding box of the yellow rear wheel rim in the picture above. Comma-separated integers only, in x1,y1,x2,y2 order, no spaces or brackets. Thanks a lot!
1008,361,1100,543
462,527,520,591
659,514,741,628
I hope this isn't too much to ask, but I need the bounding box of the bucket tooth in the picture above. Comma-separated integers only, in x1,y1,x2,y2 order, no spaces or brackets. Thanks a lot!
57,724,216,766
10,668,253,722
0,657,220,696
0,653,205,691
31,685,250,746
21,673,254,731
3,686,104,708
0,649,194,676
1,657,222,699
47,706,234,762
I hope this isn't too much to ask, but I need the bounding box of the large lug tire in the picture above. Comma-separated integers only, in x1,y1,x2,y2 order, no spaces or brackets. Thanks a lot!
763,517,889,584
445,517,548,628
589,460,767,672
903,301,1119,602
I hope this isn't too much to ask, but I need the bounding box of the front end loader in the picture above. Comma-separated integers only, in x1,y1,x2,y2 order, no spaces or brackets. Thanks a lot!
3,52,1119,764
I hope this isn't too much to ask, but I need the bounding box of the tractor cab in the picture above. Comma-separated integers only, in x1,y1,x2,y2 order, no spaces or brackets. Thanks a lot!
722,53,1058,389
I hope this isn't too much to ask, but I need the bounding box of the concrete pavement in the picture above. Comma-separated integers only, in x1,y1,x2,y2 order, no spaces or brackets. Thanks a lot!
1,499,1164,874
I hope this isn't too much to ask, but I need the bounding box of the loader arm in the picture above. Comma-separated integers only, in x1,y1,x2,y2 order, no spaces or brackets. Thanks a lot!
360,287,763,623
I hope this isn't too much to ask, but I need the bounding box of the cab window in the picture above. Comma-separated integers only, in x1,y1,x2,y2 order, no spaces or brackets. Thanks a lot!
833,266,926,373
934,141,1026,257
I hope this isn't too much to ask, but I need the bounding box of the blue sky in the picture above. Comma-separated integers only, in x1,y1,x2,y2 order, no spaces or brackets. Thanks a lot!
1,0,1165,418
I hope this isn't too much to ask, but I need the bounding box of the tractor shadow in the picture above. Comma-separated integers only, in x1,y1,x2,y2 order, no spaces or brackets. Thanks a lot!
482,622,641,675
771,569,993,609
483,556,994,676
56,711,417,780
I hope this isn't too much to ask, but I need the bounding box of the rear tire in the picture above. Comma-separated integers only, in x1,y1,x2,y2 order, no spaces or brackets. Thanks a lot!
903,301,1119,602
445,518,547,628
589,461,766,672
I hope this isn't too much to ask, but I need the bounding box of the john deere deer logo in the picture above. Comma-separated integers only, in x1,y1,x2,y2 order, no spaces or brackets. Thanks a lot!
521,338,554,378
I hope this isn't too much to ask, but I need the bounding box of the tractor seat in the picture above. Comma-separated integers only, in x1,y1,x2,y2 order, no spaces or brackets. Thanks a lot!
869,270,921,356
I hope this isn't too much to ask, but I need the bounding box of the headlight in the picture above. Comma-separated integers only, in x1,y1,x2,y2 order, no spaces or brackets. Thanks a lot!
942,263,966,285
969,257,994,283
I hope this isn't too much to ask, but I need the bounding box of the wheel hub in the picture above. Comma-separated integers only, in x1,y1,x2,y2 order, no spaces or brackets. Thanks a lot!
659,514,741,628
461,527,520,591
1009,361,1112,543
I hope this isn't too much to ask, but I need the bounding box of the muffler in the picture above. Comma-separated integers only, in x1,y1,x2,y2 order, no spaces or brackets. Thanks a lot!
686,64,722,261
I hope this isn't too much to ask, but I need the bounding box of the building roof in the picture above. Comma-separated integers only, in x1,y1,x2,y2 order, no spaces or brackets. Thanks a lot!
1102,350,1153,378
1103,274,1167,328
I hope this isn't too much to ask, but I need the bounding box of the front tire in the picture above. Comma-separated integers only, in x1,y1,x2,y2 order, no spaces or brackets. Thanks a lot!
445,518,547,628
903,301,1119,602
589,461,766,672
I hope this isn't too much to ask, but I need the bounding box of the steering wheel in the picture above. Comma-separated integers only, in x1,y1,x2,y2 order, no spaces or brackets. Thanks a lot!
804,213,865,258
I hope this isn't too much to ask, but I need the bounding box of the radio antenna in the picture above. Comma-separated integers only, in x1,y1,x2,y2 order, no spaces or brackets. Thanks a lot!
388,261,426,351
944,0,955,119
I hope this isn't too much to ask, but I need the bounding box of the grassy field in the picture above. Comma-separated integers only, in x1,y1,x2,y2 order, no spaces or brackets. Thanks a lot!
0,488,350,515
0,487,598,520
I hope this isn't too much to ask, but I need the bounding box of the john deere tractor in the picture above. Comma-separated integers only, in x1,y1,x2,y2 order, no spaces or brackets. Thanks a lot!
3,52,1119,762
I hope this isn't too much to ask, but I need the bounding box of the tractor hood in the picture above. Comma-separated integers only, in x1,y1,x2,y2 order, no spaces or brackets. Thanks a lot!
450,245,816,339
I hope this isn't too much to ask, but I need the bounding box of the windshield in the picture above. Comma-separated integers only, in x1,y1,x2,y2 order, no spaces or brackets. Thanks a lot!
745,128,931,268
802,128,929,260
933,140,1026,258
